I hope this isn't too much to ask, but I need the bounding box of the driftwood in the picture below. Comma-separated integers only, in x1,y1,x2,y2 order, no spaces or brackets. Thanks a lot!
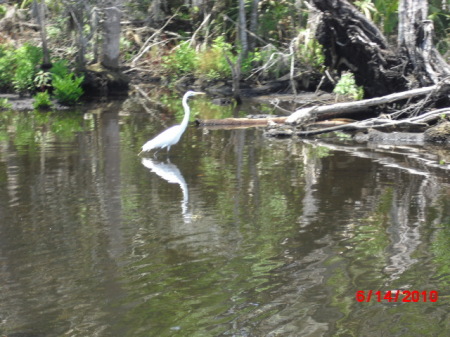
194,82,449,135
285,84,441,125
196,116,287,127
260,78,450,138
290,106,450,137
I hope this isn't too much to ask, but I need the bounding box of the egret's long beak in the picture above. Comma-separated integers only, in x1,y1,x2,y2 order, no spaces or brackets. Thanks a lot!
193,91,205,95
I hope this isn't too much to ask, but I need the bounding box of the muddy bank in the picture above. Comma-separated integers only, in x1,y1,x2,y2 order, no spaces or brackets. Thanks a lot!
0,93,73,111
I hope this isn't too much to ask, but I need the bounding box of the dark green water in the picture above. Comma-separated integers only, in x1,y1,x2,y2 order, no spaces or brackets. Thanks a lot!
1,94,450,337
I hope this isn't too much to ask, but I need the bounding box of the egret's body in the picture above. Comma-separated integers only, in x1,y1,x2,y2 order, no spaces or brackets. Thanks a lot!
139,91,204,156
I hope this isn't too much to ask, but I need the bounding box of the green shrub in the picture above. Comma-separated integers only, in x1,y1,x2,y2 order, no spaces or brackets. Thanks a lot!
0,45,16,91
13,44,43,93
162,41,197,75
34,70,52,91
33,91,52,109
333,72,364,100
297,30,325,70
258,0,296,43
162,37,260,80
0,43,43,93
52,74,84,105
196,37,233,80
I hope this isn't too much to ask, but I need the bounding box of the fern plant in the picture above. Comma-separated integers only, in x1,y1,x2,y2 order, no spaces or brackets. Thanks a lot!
52,74,84,105
33,91,52,109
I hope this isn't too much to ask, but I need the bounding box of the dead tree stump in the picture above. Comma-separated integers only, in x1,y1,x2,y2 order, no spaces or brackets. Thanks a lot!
312,0,408,97
311,0,450,106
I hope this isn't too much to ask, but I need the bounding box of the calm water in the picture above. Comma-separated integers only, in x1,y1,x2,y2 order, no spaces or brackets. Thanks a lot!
1,93,450,337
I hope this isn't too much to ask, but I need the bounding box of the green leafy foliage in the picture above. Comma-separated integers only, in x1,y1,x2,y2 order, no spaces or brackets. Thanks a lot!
258,0,297,44
0,43,43,93
34,71,52,91
333,72,364,100
0,45,15,91
371,0,398,34
429,1,450,55
0,98,12,110
163,37,237,80
196,37,234,79
52,74,84,105
354,0,378,20
13,44,43,93
50,60,70,78
296,30,326,70
33,91,52,109
162,41,197,76
0,43,84,103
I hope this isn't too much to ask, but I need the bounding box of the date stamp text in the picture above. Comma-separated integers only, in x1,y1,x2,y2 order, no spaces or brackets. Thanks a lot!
355,290,438,303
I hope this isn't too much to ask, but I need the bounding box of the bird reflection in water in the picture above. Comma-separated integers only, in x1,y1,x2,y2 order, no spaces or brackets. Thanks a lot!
141,158,192,223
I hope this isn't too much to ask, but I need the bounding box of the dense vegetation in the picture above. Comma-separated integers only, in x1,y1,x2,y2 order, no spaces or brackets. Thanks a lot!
0,0,448,105
0,43,83,105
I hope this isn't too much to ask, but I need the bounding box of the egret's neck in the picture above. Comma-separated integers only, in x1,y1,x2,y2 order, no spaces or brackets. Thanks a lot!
181,96,191,130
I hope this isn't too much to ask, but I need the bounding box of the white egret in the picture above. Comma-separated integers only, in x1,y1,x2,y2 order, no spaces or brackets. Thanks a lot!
139,90,205,156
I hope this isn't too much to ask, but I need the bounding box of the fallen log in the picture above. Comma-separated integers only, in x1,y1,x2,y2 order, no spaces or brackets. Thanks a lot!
292,107,450,137
285,85,439,125
195,116,287,127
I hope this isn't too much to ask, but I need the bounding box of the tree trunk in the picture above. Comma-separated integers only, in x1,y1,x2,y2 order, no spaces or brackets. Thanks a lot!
101,6,121,69
249,0,260,51
398,0,450,85
67,3,86,67
225,53,242,104
33,0,51,69
238,0,248,58
147,0,164,27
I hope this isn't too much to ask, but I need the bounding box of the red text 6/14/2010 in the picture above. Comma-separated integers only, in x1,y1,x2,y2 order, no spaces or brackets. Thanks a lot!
355,290,438,303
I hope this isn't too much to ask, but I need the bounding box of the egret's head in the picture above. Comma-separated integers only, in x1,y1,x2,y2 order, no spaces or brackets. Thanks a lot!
185,90,205,98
